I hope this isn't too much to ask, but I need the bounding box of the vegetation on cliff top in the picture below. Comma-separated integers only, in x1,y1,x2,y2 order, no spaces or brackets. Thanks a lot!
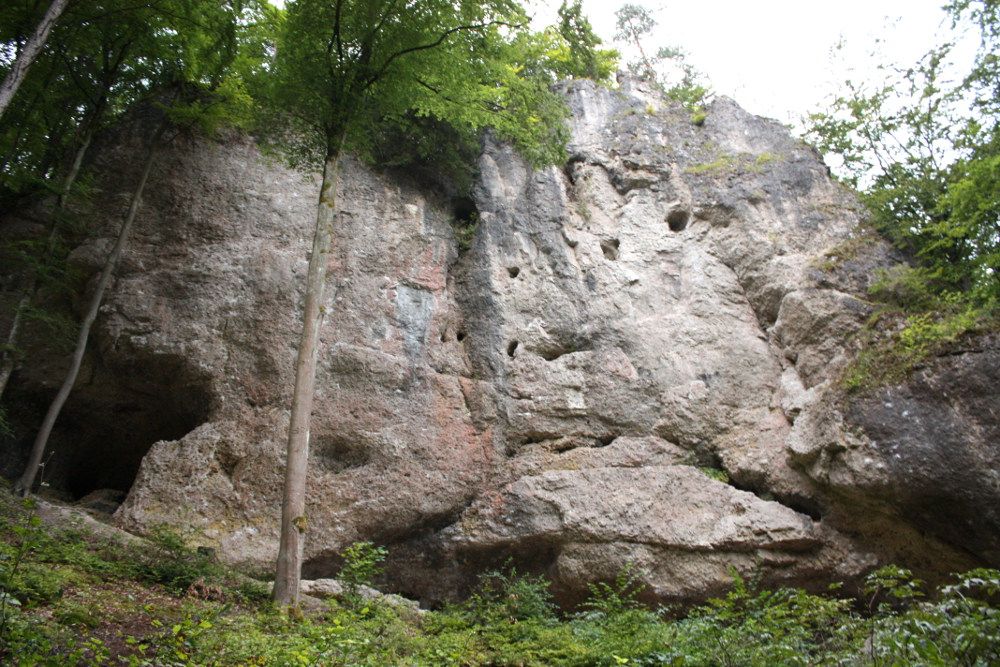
2,488,999,665
806,0,1000,390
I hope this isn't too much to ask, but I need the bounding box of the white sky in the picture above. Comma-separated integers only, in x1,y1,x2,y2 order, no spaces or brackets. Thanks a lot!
528,0,968,126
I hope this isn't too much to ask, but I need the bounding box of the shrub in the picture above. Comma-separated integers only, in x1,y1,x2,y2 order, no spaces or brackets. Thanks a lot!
338,541,388,594
465,565,557,625
136,525,221,593
581,564,647,617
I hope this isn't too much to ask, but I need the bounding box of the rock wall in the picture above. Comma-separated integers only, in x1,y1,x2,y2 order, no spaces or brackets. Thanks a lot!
2,79,996,606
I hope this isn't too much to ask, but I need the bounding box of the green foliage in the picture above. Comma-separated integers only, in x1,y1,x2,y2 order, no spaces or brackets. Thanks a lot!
555,1,619,83
1,489,999,667
806,1,1000,317
698,466,730,484
53,600,101,629
261,0,571,175
613,5,711,114
135,525,215,593
464,565,557,625
806,2,1000,390
581,565,647,617
338,540,388,594
0,497,44,645
684,155,737,175
862,566,1000,665
842,290,990,392
0,0,277,204
667,571,861,666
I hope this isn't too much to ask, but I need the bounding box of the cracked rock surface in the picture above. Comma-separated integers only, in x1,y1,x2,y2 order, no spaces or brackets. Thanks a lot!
2,79,996,606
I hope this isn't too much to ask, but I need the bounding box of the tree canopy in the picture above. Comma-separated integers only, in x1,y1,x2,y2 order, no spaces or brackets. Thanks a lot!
262,0,573,171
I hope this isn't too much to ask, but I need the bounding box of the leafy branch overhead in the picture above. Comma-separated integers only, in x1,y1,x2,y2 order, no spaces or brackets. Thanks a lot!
260,0,574,171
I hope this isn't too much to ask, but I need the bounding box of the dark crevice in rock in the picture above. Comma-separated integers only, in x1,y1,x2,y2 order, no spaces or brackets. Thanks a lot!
511,429,566,450
456,330,467,342
0,357,213,501
600,238,620,261
562,154,588,185
311,433,370,474
215,448,241,479
452,197,477,225
507,340,519,358
304,497,482,584
536,340,592,362
507,266,520,278
728,473,826,521
667,208,690,232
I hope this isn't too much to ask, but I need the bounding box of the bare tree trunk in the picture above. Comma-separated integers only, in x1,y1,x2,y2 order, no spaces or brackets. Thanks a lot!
0,0,72,120
273,149,343,608
0,126,94,402
14,128,160,497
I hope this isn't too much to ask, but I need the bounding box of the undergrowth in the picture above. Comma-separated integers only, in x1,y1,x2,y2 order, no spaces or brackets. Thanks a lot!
1,487,998,665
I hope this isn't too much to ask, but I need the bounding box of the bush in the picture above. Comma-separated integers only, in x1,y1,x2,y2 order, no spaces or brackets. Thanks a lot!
465,565,558,625
136,525,223,594
580,564,647,617
338,541,388,594
2,486,1000,666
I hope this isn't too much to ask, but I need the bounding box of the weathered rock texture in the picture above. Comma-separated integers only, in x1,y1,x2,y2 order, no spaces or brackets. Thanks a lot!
2,79,996,606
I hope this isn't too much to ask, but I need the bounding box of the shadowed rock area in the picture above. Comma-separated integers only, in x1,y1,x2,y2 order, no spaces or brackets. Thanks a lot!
1,79,996,606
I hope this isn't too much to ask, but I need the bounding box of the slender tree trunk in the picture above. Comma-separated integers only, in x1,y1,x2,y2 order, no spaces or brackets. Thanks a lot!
273,147,344,608
0,0,72,120
0,126,94,402
14,127,161,497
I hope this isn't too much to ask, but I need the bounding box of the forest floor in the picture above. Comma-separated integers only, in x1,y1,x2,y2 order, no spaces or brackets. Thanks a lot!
1,482,998,666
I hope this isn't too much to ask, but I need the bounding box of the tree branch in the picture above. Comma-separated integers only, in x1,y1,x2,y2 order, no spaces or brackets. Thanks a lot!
333,0,345,66
363,0,403,49
363,20,518,91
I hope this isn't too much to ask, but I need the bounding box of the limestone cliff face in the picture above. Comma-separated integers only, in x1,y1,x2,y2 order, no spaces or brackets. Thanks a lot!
2,80,996,605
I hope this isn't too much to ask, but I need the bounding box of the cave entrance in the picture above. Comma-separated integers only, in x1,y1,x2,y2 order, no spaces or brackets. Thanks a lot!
2,353,212,504
59,392,209,500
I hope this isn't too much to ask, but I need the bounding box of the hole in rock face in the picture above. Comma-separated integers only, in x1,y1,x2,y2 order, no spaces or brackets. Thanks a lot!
667,208,690,232
507,340,519,357
456,330,467,342
1,353,213,502
536,335,592,362
600,238,620,261
311,433,370,474
507,266,520,278
452,197,478,225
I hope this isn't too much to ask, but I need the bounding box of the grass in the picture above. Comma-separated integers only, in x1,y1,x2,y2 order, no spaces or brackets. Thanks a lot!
839,263,999,393
812,227,881,272
684,155,737,175
842,304,990,392
684,151,783,176
1,486,998,665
